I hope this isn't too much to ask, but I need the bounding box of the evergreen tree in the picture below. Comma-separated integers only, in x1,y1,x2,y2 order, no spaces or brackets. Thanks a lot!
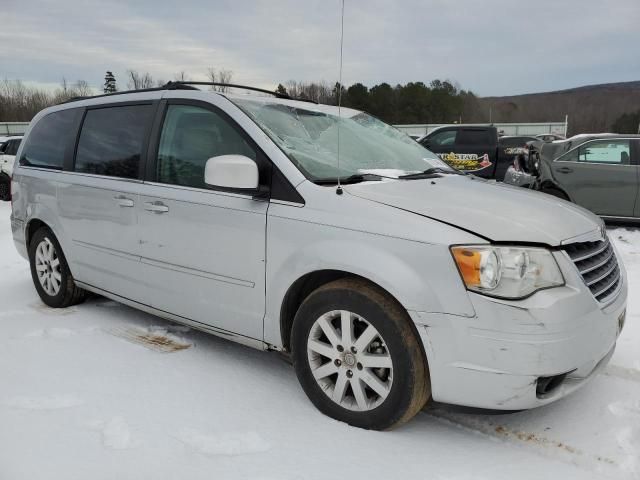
104,71,117,94
611,110,640,134
275,83,288,96
345,83,369,111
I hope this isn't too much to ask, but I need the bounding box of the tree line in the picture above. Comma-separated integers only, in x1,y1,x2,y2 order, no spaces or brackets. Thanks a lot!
2,72,638,135
276,79,481,126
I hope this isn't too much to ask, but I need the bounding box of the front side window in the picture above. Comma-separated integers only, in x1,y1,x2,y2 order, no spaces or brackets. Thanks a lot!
578,140,630,164
232,97,449,181
156,105,257,189
75,105,153,179
427,130,456,146
20,109,78,169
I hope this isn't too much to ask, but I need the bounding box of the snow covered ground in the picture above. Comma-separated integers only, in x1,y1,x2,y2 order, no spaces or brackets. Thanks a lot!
0,199,639,480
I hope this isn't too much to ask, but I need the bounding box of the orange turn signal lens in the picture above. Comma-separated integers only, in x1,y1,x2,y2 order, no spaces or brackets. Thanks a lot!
451,247,481,287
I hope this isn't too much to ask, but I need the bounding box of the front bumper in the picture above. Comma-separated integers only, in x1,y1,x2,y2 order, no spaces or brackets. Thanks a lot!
411,250,627,410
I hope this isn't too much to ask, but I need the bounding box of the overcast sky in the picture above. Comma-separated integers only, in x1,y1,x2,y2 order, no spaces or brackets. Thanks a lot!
1,0,639,96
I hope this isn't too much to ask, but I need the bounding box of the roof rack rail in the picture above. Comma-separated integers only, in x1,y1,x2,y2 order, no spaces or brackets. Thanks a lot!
57,81,319,105
56,85,186,105
164,81,292,99
164,81,319,104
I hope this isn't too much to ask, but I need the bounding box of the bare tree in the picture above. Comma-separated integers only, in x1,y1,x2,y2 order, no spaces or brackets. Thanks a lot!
204,68,234,92
0,78,94,121
127,70,155,90
174,71,189,82
206,67,216,90
217,70,233,92
74,80,93,97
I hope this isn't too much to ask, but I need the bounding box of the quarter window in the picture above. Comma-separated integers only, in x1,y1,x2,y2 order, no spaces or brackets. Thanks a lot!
578,140,631,164
156,104,256,189
75,105,153,179
20,109,77,169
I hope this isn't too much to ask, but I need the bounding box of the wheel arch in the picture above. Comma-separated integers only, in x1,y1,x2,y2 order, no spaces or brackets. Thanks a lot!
279,269,426,362
25,218,50,247
540,180,571,200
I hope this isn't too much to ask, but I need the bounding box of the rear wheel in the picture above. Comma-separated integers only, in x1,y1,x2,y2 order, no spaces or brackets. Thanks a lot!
28,227,87,308
291,278,430,430
0,175,9,201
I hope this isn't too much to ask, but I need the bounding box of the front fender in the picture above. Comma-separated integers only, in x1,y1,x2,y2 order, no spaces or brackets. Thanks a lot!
263,213,476,348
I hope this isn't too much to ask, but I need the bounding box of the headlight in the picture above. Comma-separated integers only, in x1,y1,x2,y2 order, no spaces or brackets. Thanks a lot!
451,245,564,299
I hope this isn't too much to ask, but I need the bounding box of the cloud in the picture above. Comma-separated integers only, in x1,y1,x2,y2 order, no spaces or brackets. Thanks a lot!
1,0,639,96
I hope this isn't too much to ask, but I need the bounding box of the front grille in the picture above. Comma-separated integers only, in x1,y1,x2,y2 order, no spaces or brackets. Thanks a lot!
563,237,621,303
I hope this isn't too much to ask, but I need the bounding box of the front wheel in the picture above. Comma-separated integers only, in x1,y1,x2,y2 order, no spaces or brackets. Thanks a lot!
291,278,430,430
542,187,570,201
28,227,87,308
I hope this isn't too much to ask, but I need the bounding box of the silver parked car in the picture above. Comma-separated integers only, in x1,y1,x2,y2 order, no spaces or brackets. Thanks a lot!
10,83,627,430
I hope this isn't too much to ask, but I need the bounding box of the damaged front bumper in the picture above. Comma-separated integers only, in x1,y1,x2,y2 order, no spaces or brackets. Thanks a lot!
410,255,627,410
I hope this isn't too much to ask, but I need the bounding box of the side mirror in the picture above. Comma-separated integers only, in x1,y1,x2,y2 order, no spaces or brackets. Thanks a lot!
204,155,259,190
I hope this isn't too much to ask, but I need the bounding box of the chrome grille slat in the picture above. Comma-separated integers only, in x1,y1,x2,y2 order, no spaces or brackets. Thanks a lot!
596,277,623,305
568,241,609,262
591,266,620,298
584,259,618,286
578,247,614,275
563,237,621,303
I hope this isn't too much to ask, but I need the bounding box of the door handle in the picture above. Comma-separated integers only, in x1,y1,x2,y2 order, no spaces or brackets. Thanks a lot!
557,167,573,174
144,201,169,213
114,195,134,207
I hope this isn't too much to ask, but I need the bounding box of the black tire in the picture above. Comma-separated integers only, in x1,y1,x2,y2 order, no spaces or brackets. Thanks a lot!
542,187,570,201
28,227,87,308
291,278,430,430
0,175,10,201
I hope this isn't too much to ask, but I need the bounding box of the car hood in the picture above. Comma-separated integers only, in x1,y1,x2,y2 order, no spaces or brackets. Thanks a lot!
344,176,602,246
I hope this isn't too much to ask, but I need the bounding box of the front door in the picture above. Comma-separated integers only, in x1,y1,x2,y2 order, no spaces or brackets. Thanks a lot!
137,101,268,340
552,138,638,217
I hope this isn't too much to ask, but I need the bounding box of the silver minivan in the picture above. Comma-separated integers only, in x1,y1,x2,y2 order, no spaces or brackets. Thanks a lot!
10,83,627,430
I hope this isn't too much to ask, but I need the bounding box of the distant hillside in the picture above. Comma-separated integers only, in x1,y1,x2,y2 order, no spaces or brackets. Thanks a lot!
473,81,640,135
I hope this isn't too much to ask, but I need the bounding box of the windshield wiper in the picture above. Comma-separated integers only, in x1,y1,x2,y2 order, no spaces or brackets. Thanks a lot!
399,167,464,179
313,173,382,185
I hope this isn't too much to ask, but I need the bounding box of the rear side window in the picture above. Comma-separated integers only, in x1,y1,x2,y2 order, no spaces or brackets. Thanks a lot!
20,109,77,169
456,129,491,145
156,104,256,189
75,105,153,179
578,140,630,164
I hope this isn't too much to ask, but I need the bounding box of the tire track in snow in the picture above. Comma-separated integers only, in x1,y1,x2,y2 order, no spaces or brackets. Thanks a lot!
424,408,619,477
176,428,271,456
603,364,640,383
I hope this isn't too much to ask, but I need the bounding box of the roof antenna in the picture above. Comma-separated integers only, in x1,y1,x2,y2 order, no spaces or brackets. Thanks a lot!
336,0,345,195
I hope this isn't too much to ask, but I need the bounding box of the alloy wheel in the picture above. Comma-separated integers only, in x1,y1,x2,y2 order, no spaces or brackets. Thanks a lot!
307,310,393,411
35,237,62,296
